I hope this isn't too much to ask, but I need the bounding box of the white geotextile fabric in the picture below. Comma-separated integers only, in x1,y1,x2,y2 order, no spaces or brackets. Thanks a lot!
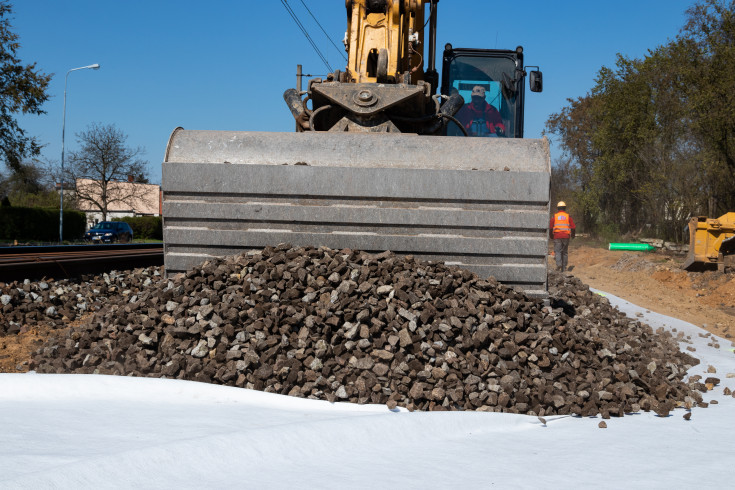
1,291,734,489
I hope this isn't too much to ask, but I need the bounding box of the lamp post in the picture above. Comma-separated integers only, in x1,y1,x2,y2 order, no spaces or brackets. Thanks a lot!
59,63,100,243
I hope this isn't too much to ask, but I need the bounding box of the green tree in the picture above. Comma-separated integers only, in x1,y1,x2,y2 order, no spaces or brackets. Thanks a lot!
0,159,42,195
546,2,735,240
0,160,68,208
548,52,703,240
545,94,602,233
0,1,51,172
680,0,735,214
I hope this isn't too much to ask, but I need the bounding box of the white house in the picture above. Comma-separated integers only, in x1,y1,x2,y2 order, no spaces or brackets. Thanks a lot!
75,177,161,230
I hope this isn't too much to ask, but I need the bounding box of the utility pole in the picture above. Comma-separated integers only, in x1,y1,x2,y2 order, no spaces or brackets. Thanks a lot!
296,64,303,132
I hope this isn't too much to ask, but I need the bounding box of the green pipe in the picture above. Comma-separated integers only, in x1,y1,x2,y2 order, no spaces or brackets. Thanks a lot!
609,243,656,251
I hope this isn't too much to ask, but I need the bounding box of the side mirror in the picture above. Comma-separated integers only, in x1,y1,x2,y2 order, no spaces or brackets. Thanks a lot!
529,70,543,92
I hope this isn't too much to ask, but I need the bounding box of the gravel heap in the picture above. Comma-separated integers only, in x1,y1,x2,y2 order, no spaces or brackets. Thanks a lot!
30,244,705,417
0,268,164,335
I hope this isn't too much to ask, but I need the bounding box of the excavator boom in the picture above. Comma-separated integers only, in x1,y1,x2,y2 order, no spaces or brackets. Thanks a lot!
345,0,426,84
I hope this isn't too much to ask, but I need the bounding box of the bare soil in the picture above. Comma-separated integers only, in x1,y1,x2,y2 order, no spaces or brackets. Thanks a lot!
0,321,74,374
0,326,51,373
564,243,735,341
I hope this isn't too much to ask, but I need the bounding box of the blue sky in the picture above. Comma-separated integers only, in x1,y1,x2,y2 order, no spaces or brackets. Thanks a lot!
11,0,693,185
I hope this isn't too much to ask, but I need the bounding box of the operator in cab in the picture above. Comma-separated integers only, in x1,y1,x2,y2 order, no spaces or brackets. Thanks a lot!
455,85,505,137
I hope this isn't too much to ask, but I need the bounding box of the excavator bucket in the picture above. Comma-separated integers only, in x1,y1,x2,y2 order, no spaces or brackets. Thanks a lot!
162,129,551,296
682,212,735,272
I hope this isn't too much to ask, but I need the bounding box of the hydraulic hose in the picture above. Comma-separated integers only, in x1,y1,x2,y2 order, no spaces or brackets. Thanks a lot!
443,114,469,137
308,105,332,132
387,112,469,137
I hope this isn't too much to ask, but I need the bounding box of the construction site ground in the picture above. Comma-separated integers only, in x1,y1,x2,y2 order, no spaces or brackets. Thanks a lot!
3,246,735,487
2,243,734,374
564,242,735,341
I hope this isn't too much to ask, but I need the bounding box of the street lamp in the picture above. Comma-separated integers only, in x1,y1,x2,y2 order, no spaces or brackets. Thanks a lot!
59,63,100,243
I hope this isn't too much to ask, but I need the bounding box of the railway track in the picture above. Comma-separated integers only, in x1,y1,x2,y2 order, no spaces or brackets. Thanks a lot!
0,243,164,283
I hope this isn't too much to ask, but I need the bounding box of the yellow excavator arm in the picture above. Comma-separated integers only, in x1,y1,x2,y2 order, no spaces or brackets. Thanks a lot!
283,0,443,134
345,0,425,84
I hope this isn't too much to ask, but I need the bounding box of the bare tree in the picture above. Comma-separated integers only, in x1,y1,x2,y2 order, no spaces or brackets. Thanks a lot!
66,123,150,221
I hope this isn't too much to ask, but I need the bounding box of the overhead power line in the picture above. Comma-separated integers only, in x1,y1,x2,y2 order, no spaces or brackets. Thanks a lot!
299,0,347,62
281,0,333,72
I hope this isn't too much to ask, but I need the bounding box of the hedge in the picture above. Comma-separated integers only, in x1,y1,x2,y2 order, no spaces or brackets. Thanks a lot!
113,216,162,240
0,207,86,242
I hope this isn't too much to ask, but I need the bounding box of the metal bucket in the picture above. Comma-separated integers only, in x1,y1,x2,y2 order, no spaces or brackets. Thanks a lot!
162,129,551,296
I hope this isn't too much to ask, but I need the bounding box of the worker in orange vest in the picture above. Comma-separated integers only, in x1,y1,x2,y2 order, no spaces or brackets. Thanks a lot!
549,201,576,272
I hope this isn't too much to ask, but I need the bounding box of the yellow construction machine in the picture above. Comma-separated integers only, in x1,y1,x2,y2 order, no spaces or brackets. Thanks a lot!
162,0,551,296
683,213,735,272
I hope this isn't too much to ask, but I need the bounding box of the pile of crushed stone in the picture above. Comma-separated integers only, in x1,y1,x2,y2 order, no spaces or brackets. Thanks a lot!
1,268,162,335
29,244,705,416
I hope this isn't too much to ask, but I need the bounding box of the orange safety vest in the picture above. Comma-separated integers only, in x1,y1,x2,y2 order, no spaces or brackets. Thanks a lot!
552,211,572,237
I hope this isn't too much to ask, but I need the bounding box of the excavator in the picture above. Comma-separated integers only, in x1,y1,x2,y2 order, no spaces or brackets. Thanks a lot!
682,213,735,272
162,0,551,296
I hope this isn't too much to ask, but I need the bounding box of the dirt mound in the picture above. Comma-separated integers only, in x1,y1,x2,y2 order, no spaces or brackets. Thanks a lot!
31,245,704,416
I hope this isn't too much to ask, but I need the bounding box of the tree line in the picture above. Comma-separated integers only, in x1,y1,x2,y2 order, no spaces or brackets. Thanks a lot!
545,0,735,241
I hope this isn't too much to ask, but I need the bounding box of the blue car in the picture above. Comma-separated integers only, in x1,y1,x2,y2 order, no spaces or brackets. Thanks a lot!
84,221,134,243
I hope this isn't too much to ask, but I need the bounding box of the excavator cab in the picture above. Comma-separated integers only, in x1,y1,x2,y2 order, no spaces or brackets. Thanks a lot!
441,45,538,138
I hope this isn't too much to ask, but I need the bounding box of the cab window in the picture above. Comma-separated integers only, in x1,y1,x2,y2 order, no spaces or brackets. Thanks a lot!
445,56,519,137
